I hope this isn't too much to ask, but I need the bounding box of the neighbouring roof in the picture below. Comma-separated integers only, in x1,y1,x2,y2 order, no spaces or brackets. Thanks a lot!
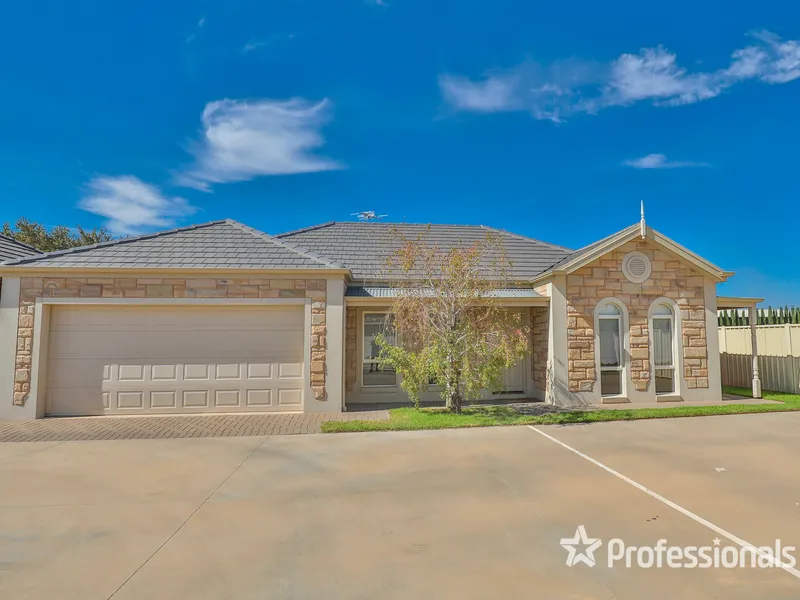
276,222,573,281
717,296,764,309
346,286,544,298
0,220,343,270
0,233,41,262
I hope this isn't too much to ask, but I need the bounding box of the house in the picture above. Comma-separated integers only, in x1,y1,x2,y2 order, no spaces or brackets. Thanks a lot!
0,217,758,420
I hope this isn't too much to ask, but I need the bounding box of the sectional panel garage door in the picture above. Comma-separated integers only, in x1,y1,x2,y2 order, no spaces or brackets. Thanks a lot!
45,305,305,416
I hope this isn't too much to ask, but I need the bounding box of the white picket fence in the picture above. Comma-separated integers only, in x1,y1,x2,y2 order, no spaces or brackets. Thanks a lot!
719,324,800,394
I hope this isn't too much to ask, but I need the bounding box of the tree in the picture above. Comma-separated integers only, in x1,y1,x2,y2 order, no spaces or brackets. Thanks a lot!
2,217,114,252
375,228,530,413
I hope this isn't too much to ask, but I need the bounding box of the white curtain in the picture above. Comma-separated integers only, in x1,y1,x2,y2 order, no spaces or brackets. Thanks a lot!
652,318,673,367
599,319,621,368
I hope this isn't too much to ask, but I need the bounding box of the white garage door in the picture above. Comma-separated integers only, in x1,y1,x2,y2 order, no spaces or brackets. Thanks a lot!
45,305,306,416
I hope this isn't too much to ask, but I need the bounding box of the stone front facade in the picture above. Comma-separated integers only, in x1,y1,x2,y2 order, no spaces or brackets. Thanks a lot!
531,307,548,392
345,307,357,392
565,239,709,394
13,277,328,406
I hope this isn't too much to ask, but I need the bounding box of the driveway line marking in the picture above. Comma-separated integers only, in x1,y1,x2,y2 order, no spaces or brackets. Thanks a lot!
0,441,66,468
107,436,270,598
527,425,800,580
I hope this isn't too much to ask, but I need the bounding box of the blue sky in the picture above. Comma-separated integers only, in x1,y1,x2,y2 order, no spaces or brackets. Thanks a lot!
1,0,799,304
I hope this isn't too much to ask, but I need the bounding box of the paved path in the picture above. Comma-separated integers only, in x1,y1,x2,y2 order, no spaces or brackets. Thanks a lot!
0,410,389,442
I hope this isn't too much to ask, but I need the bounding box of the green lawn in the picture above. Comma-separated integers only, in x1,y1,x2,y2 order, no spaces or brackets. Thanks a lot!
321,387,800,433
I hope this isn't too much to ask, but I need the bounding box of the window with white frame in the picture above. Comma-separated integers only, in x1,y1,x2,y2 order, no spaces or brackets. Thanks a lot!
362,312,398,387
652,303,675,394
597,302,624,396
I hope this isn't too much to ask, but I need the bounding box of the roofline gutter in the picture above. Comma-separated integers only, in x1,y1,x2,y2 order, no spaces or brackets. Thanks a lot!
717,296,764,309
345,296,550,307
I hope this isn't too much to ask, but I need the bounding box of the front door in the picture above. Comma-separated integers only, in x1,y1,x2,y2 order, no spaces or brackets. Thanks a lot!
499,359,526,394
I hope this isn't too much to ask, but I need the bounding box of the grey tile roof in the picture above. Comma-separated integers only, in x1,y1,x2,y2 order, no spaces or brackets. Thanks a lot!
276,222,573,281
542,223,641,274
347,286,543,298
0,234,41,262
1,220,343,270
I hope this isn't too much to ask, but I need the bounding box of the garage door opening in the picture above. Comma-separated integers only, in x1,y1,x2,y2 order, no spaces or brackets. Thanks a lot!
45,304,306,416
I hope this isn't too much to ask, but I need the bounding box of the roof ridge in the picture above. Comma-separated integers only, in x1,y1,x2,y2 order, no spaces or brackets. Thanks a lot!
0,232,42,254
275,221,336,238
333,221,487,227
225,220,345,269
538,222,641,273
570,222,640,255
480,225,574,252
1,220,230,266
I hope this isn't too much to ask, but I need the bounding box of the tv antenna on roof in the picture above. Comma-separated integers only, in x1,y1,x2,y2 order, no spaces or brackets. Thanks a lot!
352,211,388,221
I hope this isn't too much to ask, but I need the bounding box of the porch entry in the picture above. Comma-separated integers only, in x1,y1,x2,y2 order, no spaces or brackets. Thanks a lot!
494,360,526,394
358,308,530,401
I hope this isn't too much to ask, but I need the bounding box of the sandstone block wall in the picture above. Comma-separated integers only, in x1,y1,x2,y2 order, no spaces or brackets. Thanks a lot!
13,277,328,406
565,240,708,394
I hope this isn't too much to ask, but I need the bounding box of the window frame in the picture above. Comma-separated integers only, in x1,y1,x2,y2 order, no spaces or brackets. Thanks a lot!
651,304,677,396
360,311,398,388
598,309,624,397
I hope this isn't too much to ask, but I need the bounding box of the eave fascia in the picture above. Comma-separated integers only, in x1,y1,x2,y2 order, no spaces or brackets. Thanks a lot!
532,226,730,283
344,296,550,307
0,266,352,278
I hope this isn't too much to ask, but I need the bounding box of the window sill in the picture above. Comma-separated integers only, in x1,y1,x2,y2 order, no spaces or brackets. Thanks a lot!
358,386,400,394
655,394,683,403
600,395,630,405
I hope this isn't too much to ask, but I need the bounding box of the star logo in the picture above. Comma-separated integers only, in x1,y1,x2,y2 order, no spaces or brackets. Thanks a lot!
560,525,602,567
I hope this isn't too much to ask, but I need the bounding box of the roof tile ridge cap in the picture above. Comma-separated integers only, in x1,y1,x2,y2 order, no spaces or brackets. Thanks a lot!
1,220,229,266
0,232,42,254
480,225,573,252
538,222,642,273
337,222,481,227
567,222,641,255
225,219,345,269
274,221,337,238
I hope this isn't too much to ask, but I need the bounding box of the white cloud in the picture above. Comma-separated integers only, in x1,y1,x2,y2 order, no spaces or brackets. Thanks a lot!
748,30,800,83
602,46,723,108
187,17,206,43
175,98,341,191
79,176,198,235
242,40,265,53
624,154,710,169
439,74,520,112
240,33,295,54
440,30,800,122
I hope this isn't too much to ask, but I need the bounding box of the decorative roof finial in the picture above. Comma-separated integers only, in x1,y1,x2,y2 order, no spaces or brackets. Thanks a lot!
640,200,646,239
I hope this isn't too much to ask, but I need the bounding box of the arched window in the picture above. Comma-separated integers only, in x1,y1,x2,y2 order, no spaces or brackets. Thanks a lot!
651,303,675,394
597,301,623,396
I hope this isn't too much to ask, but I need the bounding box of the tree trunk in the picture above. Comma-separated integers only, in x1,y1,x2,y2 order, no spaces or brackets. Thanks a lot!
445,373,462,413
445,348,461,413
449,390,462,414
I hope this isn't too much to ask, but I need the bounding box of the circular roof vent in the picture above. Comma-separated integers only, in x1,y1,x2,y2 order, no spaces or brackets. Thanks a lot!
622,251,651,284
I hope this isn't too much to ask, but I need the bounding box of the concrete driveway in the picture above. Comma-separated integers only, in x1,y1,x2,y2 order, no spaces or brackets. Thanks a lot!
1,414,800,599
